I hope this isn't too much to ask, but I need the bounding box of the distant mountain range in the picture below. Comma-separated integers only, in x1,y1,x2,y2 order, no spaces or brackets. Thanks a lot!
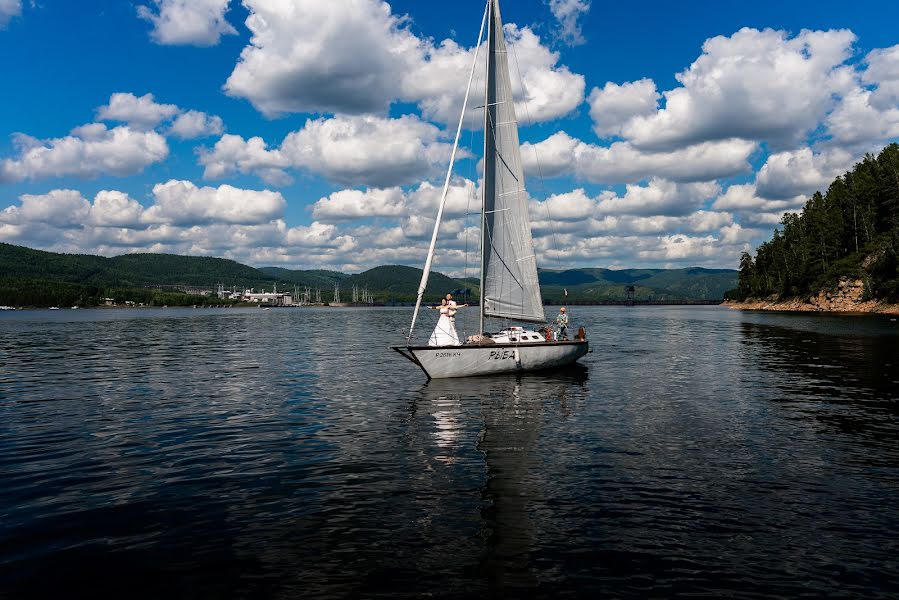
0,243,736,307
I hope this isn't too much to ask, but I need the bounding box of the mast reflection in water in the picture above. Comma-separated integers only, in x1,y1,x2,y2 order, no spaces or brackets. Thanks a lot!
415,367,588,594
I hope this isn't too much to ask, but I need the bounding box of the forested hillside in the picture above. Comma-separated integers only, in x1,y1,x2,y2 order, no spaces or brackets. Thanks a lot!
539,267,737,302
733,144,899,302
0,243,738,307
341,265,474,302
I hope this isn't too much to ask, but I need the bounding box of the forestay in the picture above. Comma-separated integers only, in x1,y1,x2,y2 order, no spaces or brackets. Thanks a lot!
481,0,545,325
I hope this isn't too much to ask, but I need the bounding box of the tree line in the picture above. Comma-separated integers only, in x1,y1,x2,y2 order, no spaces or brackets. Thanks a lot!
733,143,899,302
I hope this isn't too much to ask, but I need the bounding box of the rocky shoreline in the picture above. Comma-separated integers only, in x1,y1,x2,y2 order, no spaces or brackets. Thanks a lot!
726,277,899,315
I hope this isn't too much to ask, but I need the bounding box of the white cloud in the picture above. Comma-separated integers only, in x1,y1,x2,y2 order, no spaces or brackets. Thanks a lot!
168,110,224,139
96,92,180,130
224,0,585,124
0,189,90,228
711,183,802,212
0,0,21,28
201,114,454,187
825,46,899,146
225,0,416,116
0,124,169,182
281,115,451,187
864,44,899,110
548,0,590,47
311,187,406,222
755,146,854,199
142,180,286,226
588,79,659,138
97,92,226,139
522,131,756,183
89,191,146,227
137,0,237,47
619,28,857,150
597,179,719,217
199,134,290,184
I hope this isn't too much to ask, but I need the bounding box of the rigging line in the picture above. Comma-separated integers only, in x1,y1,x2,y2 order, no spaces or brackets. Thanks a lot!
508,26,563,275
484,215,526,295
486,110,521,184
408,0,488,343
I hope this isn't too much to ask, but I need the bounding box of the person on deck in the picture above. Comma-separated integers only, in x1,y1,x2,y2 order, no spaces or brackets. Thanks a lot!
555,307,569,340
428,298,461,346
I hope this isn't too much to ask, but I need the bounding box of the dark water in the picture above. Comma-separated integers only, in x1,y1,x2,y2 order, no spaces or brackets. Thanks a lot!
1,306,898,598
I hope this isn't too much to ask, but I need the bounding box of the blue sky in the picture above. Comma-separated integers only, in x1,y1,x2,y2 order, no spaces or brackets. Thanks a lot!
1,0,898,273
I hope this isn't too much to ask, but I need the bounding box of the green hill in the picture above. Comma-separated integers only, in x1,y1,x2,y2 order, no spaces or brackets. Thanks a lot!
733,143,899,302
342,265,475,303
0,242,737,307
0,244,274,288
258,266,347,289
0,244,279,307
538,267,737,302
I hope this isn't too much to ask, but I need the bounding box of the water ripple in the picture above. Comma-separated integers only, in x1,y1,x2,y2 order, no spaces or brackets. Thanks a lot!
1,307,898,597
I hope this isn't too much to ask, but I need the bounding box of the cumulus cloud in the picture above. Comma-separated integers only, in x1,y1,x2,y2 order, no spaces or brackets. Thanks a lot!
168,110,225,139
137,0,237,46
825,47,899,147
0,0,21,28
311,188,406,222
200,114,454,187
522,131,756,183
89,191,146,227
588,79,659,138
224,0,416,116
96,92,180,130
0,124,169,182
710,184,805,229
597,179,720,217
198,134,290,184
281,115,451,187
97,92,224,138
864,44,899,110
142,180,286,226
224,0,585,124
1,189,90,228
755,146,855,199
609,28,857,150
547,0,590,47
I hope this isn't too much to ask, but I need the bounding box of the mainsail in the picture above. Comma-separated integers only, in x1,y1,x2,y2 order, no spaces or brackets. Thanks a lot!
480,0,545,325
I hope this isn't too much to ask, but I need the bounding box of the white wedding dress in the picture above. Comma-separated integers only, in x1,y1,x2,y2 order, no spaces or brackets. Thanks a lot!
428,304,460,346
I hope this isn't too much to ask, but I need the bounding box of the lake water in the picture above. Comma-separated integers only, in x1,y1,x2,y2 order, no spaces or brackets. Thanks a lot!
1,305,898,598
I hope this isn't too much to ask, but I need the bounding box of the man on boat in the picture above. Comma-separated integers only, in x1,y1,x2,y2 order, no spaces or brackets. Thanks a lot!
555,307,569,340
446,293,468,324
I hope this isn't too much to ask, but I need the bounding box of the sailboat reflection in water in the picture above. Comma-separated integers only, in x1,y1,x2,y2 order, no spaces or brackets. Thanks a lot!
411,367,589,588
392,0,588,379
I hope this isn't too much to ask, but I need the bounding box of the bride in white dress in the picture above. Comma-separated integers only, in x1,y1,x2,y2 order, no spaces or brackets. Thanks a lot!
428,295,468,346
428,299,459,346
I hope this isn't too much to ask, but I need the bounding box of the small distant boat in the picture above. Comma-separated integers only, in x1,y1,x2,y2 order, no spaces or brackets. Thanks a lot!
71,306,79,310
49,306,60,310
0,306,15,311
262,307,272,311
391,0,588,379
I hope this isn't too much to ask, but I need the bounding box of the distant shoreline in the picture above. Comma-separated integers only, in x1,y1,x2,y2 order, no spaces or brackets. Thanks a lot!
1,301,730,311
725,299,899,315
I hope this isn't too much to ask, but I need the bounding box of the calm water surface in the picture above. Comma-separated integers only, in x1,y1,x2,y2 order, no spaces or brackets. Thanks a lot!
1,306,898,598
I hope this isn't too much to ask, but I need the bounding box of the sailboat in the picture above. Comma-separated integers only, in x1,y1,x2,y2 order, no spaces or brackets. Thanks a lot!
392,0,589,379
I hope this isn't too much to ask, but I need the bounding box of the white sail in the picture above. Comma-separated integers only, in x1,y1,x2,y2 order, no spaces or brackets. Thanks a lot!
481,0,545,325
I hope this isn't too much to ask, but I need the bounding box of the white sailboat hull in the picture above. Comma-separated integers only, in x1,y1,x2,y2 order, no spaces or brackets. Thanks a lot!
393,341,588,379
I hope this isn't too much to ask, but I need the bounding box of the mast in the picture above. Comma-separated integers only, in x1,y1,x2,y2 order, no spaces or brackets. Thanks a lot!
479,0,493,336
